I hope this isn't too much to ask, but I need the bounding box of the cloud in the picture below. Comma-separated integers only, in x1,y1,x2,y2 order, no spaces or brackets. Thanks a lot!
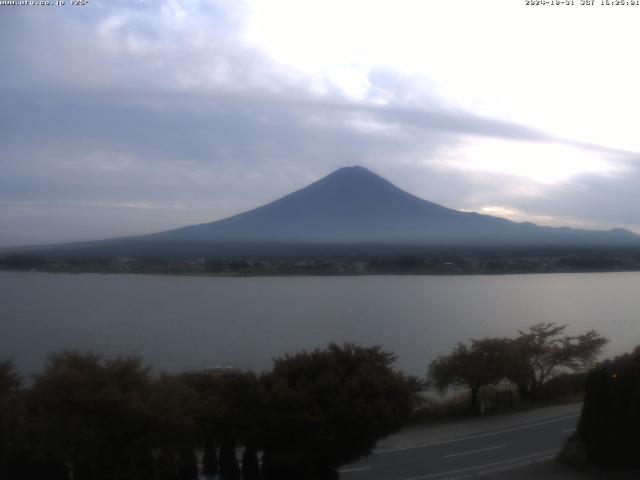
505,164,640,231
1,0,639,246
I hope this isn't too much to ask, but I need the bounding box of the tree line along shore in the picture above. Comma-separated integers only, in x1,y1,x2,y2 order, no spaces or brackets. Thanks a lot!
3,252,640,276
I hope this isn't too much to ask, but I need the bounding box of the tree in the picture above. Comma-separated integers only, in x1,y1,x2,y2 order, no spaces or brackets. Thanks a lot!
147,374,200,480
176,447,198,480
241,444,261,480
219,440,240,480
0,361,23,479
506,323,608,399
0,361,20,397
262,343,416,479
560,346,640,467
29,351,155,480
29,351,199,480
429,338,509,413
181,370,266,480
201,435,218,479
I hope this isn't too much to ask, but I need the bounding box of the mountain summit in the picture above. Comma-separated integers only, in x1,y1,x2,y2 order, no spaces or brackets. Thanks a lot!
18,166,640,257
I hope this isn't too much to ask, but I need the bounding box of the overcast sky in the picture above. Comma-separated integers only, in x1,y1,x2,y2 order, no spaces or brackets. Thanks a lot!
1,0,640,246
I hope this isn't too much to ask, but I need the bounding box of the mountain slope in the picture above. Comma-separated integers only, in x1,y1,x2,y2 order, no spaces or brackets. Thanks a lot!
11,166,640,257
153,166,484,243
148,165,636,245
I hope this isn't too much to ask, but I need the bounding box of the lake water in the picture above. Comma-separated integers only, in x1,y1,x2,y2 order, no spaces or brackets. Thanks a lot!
1,271,639,377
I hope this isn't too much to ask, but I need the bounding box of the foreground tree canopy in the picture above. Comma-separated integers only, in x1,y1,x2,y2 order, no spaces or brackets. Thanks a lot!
0,343,418,480
564,346,640,467
429,323,608,411
262,344,416,477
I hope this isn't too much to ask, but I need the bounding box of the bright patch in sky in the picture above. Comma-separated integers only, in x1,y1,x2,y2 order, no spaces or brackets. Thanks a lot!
476,205,593,230
450,139,618,184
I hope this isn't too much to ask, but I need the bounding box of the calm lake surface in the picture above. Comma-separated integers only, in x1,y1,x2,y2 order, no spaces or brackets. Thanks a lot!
1,271,639,376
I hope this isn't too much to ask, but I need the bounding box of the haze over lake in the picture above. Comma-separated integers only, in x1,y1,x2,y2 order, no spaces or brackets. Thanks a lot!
2,271,638,376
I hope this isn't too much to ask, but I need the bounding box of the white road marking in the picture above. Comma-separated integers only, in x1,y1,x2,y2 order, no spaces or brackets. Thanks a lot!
478,452,556,475
443,443,507,458
401,448,560,480
562,427,577,433
375,413,579,454
338,466,372,473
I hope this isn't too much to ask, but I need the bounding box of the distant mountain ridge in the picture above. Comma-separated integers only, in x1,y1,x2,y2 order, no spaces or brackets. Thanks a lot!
9,166,640,258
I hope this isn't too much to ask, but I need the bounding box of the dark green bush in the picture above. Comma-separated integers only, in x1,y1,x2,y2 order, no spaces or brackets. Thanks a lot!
533,372,587,403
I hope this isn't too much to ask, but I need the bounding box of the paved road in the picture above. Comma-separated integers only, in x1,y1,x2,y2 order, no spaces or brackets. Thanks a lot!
339,407,580,480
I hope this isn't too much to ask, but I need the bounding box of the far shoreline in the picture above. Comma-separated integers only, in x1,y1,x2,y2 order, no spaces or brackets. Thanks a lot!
3,266,640,279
